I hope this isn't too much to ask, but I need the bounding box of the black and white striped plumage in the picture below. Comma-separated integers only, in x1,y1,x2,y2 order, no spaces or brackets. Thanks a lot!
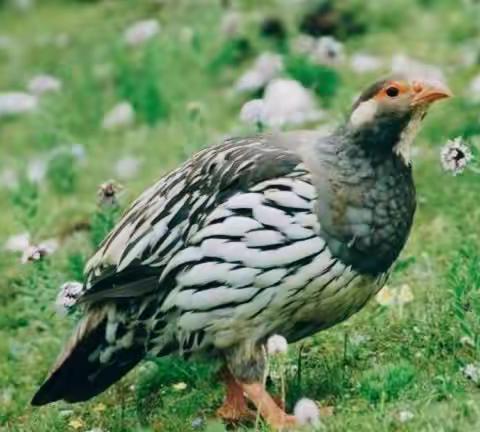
32,76,451,410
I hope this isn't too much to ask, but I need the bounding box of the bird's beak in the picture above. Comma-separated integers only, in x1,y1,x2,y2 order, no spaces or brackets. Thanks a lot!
411,80,453,106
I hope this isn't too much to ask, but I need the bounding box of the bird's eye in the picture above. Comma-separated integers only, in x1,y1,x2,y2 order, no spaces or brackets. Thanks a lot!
386,86,399,97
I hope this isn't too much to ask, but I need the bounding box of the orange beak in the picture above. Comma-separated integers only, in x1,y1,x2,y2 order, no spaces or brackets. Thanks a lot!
411,80,453,106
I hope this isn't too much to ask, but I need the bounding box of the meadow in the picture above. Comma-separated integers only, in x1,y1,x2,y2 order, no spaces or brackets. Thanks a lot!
1,0,480,430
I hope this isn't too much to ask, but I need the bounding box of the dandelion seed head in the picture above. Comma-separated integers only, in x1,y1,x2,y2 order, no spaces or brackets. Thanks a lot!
294,398,321,428
440,137,473,176
398,410,414,423
266,334,288,355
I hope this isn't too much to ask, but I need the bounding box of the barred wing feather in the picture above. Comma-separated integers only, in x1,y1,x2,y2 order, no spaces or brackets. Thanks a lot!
81,136,307,303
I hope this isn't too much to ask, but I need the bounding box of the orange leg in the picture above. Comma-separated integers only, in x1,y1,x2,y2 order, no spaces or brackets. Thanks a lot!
216,367,254,422
240,382,297,430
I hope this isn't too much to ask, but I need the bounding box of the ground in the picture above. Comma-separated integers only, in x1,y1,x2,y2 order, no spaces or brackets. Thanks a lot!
1,0,480,431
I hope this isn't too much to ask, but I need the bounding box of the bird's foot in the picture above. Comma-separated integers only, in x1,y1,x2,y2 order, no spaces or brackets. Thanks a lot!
217,366,255,423
240,382,298,431
272,394,286,411
268,414,297,431
216,399,255,423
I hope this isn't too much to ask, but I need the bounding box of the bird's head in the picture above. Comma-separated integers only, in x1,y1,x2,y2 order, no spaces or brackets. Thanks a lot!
346,75,452,163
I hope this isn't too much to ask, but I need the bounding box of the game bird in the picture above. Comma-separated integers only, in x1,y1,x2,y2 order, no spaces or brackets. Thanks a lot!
32,76,451,429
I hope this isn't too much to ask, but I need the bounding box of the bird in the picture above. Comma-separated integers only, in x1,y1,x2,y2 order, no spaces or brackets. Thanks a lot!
32,75,451,429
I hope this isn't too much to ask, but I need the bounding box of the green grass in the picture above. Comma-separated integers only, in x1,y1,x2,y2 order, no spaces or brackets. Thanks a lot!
1,0,480,431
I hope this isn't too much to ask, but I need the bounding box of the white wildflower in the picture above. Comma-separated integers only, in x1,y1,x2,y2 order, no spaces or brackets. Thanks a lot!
0,92,37,117
69,143,87,163
115,156,142,180
102,102,135,130
124,19,160,46
291,35,344,66
440,137,473,176
398,410,414,423
191,417,204,429
311,36,344,66
27,157,48,183
375,284,414,307
220,11,242,37
460,335,475,347
239,99,265,126
391,54,444,82
291,34,316,56
266,334,288,355
261,79,325,128
462,363,480,384
234,52,283,93
0,168,19,190
350,53,383,74
4,232,30,252
294,398,321,428
468,74,480,102
55,281,83,315
21,239,58,264
27,74,62,96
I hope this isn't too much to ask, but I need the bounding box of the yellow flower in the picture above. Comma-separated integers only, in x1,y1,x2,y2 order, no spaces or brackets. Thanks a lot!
376,284,414,306
68,418,85,430
93,403,107,413
172,382,187,391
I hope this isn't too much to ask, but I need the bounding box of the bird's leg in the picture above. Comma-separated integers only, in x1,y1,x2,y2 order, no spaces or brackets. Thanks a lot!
216,366,254,422
240,381,297,430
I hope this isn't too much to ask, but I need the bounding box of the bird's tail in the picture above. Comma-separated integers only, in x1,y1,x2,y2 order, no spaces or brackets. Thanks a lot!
31,306,145,406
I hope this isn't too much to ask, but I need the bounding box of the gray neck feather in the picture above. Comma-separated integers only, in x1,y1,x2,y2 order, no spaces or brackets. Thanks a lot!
300,128,416,276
